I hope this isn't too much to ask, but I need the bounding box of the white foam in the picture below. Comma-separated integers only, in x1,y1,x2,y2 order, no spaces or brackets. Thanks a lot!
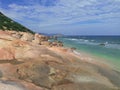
73,51,81,55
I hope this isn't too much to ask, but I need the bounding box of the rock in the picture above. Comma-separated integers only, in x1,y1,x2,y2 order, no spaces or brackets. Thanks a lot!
68,47,76,52
32,33,41,44
11,39,29,47
0,79,45,90
16,62,53,89
0,30,16,41
41,41,51,46
71,47,76,50
12,33,22,39
99,43,105,46
51,41,63,47
38,34,48,41
7,31,22,39
20,32,34,42
0,80,26,90
0,47,15,60
49,67,68,83
32,33,49,45
52,83,114,90
0,71,3,78
0,30,119,90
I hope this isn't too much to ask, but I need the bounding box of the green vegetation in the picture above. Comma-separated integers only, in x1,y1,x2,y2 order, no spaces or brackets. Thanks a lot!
0,12,34,33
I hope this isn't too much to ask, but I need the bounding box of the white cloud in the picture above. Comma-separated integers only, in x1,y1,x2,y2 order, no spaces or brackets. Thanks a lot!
0,0,120,32
8,4,29,10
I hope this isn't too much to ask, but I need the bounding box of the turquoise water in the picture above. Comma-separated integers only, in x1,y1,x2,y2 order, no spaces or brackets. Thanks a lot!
58,36,120,71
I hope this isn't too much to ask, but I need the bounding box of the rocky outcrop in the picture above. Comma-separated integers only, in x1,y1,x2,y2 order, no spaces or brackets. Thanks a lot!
0,47,15,60
41,41,51,46
0,30,120,90
51,41,63,47
32,33,41,44
20,32,34,42
0,30,16,41
7,31,22,39
0,30,64,47
32,33,49,45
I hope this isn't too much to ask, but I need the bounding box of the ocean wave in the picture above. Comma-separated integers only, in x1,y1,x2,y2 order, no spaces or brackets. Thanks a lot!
70,39,78,41
63,38,120,50
78,39,99,46
65,38,78,41
91,40,95,42
66,38,98,45
105,44,120,50
73,50,81,55
84,40,89,42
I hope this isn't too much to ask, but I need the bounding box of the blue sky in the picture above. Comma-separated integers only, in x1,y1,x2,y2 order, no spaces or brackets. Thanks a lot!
0,0,120,35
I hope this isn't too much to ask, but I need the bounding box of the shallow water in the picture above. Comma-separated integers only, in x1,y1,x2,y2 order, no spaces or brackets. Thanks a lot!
58,36,120,71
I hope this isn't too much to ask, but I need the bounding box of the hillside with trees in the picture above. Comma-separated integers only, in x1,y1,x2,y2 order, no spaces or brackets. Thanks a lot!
0,12,34,33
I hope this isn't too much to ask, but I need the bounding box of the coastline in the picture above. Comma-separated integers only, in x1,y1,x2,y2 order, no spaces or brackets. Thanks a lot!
75,49,120,72
73,50,116,70
48,46,120,89
62,45,106,62
58,36,120,72
62,43,120,72
0,30,120,90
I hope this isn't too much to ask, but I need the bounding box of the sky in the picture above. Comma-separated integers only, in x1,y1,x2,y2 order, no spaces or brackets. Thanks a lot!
0,0,120,35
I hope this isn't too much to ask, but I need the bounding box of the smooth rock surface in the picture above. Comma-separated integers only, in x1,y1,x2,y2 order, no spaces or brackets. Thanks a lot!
0,30,120,90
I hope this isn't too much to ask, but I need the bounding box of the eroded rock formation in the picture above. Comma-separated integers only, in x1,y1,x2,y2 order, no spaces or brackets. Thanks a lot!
0,30,120,90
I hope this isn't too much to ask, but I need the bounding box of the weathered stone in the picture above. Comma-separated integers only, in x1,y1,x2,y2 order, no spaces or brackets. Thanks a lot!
32,33,41,44
0,47,15,60
6,31,22,39
41,41,51,46
0,80,26,90
0,30,16,41
52,83,114,90
21,33,34,42
16,62,53,89
51,41,63,47
32,33,49,45
0,30,119,90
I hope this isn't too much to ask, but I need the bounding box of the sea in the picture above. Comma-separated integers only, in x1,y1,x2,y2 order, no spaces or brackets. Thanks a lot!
58,36,120,71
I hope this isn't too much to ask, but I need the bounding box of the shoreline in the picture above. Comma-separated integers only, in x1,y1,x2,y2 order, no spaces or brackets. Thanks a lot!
62,44,120,72
74,49,120,72
73,50,113,66
49,46,113,70
59,46,116,69
48,46,120,89
0,30,120,90
59,36,120,72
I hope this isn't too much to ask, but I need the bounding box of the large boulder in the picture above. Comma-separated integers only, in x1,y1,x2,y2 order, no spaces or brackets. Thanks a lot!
38,34,49,41
20,32,34,42
32,33,49,45
51,41,63,47
41,41,51,46
32,33,41,44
